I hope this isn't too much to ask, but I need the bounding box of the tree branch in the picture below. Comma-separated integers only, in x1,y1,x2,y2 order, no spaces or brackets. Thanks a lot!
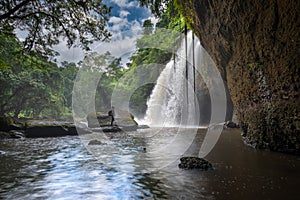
0,0,32,20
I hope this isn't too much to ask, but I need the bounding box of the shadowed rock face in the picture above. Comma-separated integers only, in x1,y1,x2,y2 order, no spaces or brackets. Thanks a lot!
177,0,300,154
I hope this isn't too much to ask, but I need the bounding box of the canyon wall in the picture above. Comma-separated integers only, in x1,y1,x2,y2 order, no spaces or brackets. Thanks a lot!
177,0,299,154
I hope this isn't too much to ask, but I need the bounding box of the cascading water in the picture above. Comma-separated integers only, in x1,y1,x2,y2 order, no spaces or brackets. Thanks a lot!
143,31,202,127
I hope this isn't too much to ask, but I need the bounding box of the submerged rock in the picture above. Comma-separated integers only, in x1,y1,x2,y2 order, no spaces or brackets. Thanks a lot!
179,157,213,170
88,140,105,145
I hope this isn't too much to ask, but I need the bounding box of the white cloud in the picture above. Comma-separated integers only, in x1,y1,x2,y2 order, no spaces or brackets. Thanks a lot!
54,18,143,66
53,1,151,65
53,39,84,64
109,0,138,8
119,10,130,18
109,16,123,24
91,19,143,66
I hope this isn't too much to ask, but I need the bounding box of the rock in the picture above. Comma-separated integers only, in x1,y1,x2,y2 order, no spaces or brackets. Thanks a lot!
102,126,122,132
0,117,14,131
179,157,213,170
24,120,77,138
87,109,138,131
118,125,138,131
138,125,150,129
87,111,111,128
224,121,240,129
9,123,24,130
177,0,300,154
88,140,105,145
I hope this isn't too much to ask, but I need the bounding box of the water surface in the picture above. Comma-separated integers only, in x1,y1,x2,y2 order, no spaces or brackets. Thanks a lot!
0,128,299,199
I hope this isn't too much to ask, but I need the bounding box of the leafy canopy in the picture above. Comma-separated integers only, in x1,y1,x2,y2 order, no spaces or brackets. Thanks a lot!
0,0,112,56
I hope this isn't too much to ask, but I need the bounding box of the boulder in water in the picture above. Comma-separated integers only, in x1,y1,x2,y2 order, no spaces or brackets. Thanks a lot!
179,157,213,170
88,139,105,145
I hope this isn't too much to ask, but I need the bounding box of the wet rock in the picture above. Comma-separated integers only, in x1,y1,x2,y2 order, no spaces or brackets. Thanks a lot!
102,126,122,132
179,157,213,170
177,0,300,154
88,140,105,145
118,125,138,131
87,112,111,128
25,120,77,138
138,125,150,129
87,109,138,130
0,117,14,131
224,121,240,129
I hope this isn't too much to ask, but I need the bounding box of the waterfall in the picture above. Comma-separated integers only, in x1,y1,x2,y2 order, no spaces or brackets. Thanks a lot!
143,31,201,127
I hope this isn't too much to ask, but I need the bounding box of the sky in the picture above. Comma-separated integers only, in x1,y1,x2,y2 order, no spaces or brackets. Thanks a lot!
54,0,158,65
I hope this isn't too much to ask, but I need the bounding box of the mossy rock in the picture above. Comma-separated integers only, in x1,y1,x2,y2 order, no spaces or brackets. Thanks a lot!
25,120,77,138
241,101,300,154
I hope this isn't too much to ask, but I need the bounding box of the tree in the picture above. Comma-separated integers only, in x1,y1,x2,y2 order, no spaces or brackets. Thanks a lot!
0,0,112,56
143,19,154,35
0,31,78,119
138,0,171,17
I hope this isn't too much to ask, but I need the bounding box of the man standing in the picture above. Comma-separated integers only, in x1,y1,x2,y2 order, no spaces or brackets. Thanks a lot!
108,106,115,126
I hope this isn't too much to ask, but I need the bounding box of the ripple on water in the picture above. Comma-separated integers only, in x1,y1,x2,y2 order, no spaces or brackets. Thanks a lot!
0,129,299,199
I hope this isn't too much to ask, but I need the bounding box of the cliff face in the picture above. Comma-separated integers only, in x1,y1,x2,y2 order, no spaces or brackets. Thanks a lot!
177,0,300,154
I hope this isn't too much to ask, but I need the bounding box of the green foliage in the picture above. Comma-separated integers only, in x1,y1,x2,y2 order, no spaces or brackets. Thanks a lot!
139,0,186,31
0,31,78,119
143,19,154,35
138,0,171,17
0,0,111,56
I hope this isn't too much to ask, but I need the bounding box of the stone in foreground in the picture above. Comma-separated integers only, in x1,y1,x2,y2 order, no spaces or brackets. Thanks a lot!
179,157,213,170
88,140,106,145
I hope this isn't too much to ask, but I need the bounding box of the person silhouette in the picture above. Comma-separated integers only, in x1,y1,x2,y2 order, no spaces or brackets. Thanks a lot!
108,106,115,126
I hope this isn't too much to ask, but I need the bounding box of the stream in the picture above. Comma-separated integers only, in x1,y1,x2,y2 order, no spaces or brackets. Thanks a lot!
0,128,299,199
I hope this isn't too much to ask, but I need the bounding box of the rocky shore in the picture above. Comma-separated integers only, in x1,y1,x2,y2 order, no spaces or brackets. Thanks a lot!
0,112,141,139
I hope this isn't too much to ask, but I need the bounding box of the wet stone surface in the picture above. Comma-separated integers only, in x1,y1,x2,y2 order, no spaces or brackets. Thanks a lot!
179,157,213,170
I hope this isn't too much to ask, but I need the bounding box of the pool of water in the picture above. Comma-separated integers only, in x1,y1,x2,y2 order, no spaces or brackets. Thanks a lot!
0,128,299,199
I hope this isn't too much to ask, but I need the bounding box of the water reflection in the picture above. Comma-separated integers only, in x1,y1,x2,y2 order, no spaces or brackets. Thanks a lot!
0,129,299,199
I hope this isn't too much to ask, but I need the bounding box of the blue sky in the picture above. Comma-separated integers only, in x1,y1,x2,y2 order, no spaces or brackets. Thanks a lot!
55,0,157,64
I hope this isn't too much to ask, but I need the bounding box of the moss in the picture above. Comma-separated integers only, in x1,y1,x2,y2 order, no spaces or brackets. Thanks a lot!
242,101,300,154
